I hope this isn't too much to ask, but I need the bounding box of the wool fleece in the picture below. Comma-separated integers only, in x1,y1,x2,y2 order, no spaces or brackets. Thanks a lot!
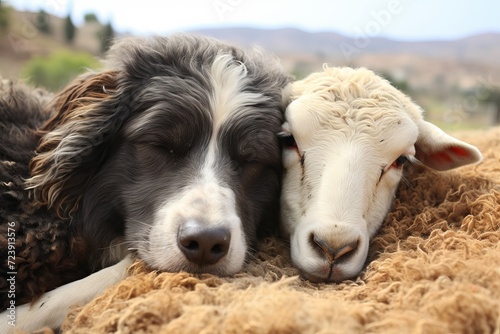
57,127,500,334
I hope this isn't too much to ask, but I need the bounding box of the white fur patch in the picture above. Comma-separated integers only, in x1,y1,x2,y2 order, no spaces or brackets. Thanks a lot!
207,53,266,143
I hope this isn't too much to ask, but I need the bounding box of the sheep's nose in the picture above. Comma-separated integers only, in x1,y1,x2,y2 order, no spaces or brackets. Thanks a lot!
178,220,231,266
310,233,359,264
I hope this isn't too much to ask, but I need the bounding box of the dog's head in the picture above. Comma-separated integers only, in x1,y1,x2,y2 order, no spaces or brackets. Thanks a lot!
28,35,290,275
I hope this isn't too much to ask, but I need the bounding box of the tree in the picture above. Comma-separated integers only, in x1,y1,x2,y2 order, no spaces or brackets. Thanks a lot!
84,12,99,23
0,3,11,34
36,9,51,34
380,71,410,93
64,14,75,43
291,61,313,80
100,22,114,54
483,88,500,125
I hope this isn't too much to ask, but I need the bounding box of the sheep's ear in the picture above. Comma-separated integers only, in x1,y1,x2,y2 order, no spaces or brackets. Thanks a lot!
414,120,482,171
28,70,123,218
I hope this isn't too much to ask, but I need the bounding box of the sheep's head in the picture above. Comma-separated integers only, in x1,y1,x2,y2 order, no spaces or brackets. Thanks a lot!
280,67,482,283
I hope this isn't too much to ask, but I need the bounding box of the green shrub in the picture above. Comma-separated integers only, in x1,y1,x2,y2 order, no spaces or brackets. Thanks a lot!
22,50,100,91
100,22,115,54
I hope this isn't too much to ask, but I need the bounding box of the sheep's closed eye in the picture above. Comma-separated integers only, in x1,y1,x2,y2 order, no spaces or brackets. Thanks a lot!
283,135,298,150
391,155,408,169
379,154,409,182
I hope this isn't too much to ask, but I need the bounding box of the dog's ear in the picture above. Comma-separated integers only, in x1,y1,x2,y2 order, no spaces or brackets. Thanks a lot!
28,70,127,218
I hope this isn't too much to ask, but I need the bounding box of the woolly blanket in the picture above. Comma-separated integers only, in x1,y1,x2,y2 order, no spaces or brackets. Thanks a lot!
60,127,500,334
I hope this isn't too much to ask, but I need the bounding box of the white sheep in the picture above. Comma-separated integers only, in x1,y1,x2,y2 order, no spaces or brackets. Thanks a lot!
280,66,482,282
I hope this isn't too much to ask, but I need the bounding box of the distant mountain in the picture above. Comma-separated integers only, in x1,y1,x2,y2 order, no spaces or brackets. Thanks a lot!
189,27,500,68
190,27,346,54
2,9,499,94
2,9,498,127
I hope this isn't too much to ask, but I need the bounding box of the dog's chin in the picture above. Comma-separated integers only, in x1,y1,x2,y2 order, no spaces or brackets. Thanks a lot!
170,261,244,277
138,248,246,277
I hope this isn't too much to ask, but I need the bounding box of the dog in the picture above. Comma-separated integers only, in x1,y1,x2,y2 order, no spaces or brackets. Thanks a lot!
0,34,290,332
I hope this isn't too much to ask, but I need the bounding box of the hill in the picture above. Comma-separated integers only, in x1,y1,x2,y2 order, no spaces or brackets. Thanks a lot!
0,10,103,79
1,9,498,127
189,27,500,89
191,27,500,67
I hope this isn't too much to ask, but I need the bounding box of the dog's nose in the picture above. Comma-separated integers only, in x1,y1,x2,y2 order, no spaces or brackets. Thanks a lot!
310,233,359,264
177,221,231,266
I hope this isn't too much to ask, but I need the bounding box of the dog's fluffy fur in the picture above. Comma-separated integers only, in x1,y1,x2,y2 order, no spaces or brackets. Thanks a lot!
0,79,92,310
0,34,289,331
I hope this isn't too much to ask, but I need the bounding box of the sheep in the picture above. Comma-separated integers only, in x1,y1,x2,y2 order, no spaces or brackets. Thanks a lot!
279,66,482,282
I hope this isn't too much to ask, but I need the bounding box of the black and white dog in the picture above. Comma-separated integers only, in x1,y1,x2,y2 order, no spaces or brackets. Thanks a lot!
0,34,289,332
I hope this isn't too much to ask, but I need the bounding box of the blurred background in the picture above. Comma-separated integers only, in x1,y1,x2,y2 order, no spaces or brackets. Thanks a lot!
1,0,499,130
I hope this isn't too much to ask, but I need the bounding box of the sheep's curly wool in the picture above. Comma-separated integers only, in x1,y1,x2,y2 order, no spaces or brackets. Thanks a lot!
60,127,500,334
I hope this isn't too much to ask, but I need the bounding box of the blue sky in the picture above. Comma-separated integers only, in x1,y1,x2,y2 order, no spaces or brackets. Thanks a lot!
8,0,500,41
